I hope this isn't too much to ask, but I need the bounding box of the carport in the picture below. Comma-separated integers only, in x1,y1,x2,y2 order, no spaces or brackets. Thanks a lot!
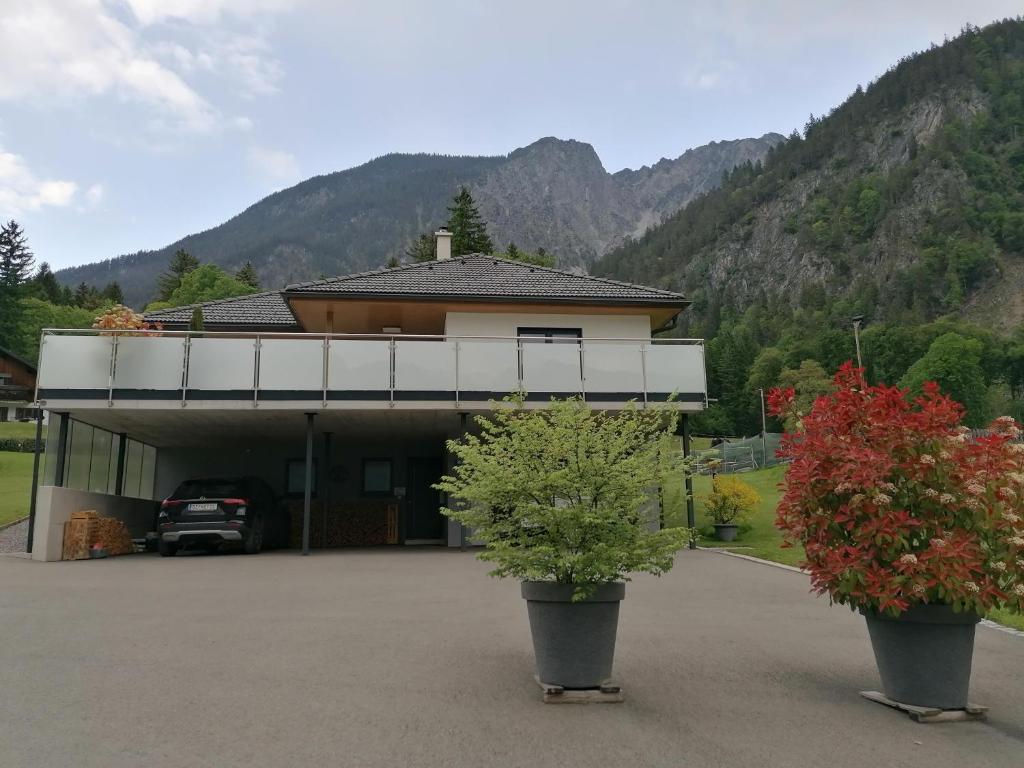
29,407,473,560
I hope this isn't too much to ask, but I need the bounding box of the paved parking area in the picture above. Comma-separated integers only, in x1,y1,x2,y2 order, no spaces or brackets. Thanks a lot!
1,548,1022,768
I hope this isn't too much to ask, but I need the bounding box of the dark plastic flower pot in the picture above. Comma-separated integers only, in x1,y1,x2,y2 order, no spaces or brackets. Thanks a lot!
521,581,625,689
863,604,980,709
713,523,738,541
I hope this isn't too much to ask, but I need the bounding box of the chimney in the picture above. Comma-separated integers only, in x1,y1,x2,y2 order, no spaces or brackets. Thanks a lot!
434,227,452,261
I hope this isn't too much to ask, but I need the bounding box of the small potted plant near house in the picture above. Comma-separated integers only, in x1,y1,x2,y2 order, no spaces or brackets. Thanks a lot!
437,397,694,689
703,475,760,541
770,363,1024,710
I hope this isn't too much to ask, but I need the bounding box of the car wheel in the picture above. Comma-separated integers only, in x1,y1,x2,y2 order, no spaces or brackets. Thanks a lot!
158,539,178,557
244,519,263,555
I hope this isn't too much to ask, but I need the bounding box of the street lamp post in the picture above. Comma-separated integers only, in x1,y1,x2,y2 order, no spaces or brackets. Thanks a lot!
757,388,767,467
851,315,864,370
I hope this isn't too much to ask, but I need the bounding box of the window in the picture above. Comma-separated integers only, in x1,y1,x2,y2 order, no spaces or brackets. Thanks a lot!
285,459,318,497
362,458,392,495
517,327,582,343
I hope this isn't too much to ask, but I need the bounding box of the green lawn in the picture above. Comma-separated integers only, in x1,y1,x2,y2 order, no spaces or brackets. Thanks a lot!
665,463,1024,631
0,451,34,527
0,421,38,439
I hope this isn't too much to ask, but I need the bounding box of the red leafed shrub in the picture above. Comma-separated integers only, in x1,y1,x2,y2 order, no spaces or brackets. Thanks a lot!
92,305,162,335
770,362,1024,616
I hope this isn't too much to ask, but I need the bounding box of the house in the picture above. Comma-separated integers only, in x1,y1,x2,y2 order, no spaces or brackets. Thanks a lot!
0,345,41,424
28,231,706,560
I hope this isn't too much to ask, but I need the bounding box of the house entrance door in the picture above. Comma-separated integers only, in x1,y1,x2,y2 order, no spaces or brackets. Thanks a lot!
405,457,445,540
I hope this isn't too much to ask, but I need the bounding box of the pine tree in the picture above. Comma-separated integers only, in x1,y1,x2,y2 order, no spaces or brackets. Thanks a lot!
0,220,35,344
102,281,125,305
31,262,64,304
157,249,199,301
189,307,205,332
235,261,261,290
506,242,520,261
406,232,436,263
446,187,493,256
73,282,103,309
385,256,401,268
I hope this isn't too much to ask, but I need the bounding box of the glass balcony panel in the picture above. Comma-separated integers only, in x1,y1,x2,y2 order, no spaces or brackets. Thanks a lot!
394,340,456,392
583,342,645,394
521,343,583,394
113,336,186,391
259,338,324,391
186,338,256,392
39,335,112,390
456,340,519,395
327,339,391,392
644,345,706,397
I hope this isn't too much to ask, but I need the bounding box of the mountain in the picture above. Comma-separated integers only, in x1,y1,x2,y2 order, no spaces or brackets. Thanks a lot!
594,19,1024,434
596,20,1024,334
56,134,782,308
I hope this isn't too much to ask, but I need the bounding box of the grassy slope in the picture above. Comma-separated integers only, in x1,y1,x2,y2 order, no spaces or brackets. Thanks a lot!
665,464,1024,631
0,421,38,439
0,452,34,527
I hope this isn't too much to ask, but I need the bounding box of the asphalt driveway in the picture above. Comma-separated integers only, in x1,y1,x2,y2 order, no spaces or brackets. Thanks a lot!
1,548,1021,768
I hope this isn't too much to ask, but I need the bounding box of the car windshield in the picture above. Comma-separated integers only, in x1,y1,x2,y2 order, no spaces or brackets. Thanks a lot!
171,480,244,499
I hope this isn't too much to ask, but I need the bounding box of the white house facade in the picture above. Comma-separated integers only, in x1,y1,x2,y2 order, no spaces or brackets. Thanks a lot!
29,233,707,560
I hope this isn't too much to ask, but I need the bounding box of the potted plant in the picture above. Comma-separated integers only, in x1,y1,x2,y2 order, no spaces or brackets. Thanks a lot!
437,397,694,689
770,363,1024,709
703,475,760,541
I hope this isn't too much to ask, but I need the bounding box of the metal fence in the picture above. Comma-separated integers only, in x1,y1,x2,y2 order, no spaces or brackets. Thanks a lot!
695,432,785,473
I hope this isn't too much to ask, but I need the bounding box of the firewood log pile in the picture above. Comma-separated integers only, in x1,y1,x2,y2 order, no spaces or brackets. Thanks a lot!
62,510,134,560
287,500,399,547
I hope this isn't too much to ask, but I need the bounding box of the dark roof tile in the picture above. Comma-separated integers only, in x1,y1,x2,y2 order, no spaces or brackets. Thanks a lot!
144,291,298,327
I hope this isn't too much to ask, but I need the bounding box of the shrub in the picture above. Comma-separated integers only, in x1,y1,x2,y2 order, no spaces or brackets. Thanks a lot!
436,398,695,595
771,362,1024,617
703,476,760,526
0,437,42,453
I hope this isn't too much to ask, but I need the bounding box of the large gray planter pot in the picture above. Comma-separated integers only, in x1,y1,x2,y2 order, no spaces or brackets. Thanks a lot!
521,581,625,689
713,523,738,541
863,604,981,709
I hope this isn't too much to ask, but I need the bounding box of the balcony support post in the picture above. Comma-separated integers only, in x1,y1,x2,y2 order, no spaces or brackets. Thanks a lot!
302,412,316,556
678,414,697,550
114,432,127,496
26,406,44,554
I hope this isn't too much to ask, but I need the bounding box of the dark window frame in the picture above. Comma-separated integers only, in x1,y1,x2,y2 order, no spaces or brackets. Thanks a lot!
516,326,583,343
361,457,393,497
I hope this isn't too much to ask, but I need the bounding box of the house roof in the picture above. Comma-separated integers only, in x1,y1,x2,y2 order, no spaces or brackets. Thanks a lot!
144,255,688,328
144,291,299,328
0,345,37,373
284,254,688,307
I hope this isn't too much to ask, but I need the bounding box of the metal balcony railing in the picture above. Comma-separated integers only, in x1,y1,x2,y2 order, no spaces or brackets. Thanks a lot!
35,329,708,409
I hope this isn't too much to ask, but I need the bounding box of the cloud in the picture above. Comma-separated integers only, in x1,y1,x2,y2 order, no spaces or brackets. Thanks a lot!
0,148,80,215
246,145,300,186
0,0,290,137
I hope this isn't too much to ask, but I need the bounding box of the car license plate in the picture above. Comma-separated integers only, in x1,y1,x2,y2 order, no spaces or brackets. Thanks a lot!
187,502,218,512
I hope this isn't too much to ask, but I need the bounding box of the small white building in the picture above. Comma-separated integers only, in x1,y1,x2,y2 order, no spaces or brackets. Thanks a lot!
30,234,706,559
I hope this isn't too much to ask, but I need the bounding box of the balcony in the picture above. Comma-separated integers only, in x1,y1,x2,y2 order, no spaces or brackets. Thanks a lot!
35,330,707,410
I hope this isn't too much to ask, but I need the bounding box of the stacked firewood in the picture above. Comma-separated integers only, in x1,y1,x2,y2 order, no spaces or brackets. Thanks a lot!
287,501,398,548
62,510,134,560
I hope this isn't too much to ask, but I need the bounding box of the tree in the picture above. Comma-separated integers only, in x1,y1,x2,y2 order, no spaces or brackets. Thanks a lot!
154,264,259,309
0,220,35,344
10,298,95,363
29,262,68,305
189,307,205,332
446,187,493,256
900,332,990,426
73,282,104,310
436,398,694,591
235,262,261,290
157,249,200,301
385,256,401,268
777,360,833,431
498,241,556,267
101,282,124,305
406,232,436,263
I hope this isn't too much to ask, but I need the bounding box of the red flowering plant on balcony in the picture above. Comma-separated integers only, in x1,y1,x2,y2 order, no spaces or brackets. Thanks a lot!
770,362,1024,617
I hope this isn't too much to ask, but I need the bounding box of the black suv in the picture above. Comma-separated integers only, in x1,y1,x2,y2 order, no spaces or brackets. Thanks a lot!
157,477,287,556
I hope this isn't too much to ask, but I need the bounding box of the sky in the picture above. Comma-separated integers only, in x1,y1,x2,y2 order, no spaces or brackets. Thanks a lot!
0,1,1021,271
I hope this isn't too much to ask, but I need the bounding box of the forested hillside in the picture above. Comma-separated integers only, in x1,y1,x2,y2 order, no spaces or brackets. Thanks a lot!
596,19,1024,434
56,135,779,308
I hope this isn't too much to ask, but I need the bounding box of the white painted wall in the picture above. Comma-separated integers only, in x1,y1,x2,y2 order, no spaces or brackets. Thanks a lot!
444,312,651,339
31,486,157,561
